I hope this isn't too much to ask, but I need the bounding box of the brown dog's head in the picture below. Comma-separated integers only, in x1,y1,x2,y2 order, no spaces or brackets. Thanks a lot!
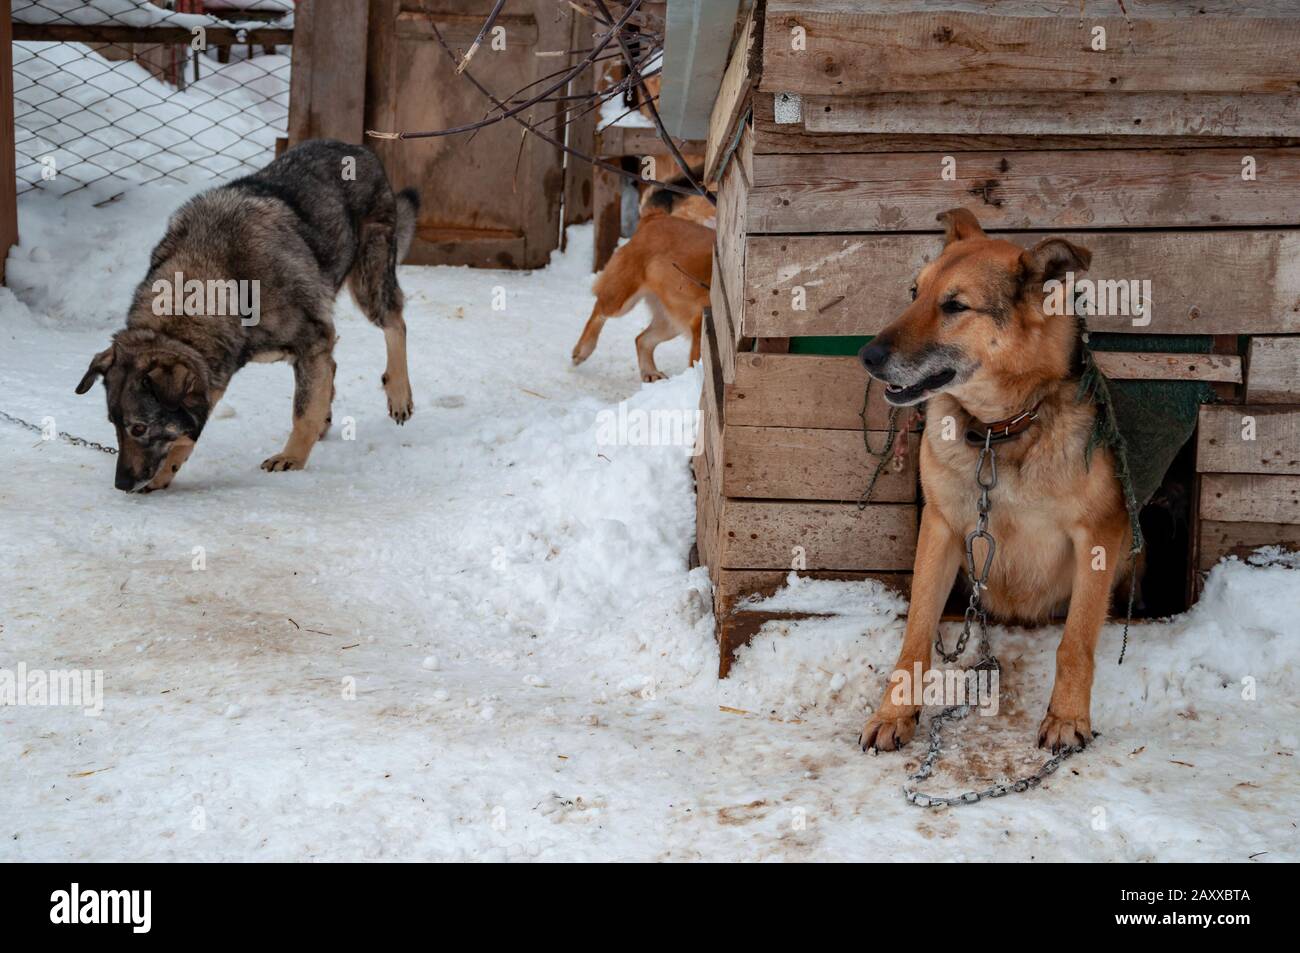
859,208,1091,407
75,333,210,492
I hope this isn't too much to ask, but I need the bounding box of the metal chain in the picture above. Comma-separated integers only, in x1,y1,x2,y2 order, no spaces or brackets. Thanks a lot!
905,431,1090,808
0,409,117,454
937,431,998,665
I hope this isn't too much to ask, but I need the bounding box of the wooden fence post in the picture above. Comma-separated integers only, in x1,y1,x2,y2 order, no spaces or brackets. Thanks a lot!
1,4,18,284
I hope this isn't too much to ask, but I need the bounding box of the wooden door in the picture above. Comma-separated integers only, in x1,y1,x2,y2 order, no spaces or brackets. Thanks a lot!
365,0,570,269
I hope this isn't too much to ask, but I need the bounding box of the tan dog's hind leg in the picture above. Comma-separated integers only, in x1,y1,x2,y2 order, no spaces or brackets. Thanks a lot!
262,353,333,472
688,311,702,366
1038,520,1126,752
861,505,962,752
571,301,610,366
381,313,412,424
635,299,678,383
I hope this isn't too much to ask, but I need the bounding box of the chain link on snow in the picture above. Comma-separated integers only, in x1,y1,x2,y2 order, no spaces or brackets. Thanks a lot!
0,409,117,454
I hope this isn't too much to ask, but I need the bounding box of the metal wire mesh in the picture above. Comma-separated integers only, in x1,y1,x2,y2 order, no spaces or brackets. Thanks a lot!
12,0,294,196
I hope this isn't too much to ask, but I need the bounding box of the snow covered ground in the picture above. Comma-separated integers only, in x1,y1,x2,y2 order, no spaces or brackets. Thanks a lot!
1,180,1298,863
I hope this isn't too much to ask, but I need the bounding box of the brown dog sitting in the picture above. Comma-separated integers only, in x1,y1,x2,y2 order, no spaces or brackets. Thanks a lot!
857,208,1131,754
571,181,713,382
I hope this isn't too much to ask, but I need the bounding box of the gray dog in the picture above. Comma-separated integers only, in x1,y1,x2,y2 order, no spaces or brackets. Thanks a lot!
75,139,420,492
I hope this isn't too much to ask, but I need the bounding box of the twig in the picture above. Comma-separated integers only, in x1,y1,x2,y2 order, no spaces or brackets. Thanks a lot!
456,0,508,74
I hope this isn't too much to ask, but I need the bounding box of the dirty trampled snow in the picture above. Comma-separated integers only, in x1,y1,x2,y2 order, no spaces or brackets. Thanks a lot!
1,177,1298,862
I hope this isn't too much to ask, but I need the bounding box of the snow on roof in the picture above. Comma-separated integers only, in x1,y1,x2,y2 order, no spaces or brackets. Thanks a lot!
12,0,292,29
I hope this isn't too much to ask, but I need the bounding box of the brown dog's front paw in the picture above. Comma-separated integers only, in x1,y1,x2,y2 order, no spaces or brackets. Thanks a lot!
261,453,306,472
640,370,666,384
383,374,413,424
145,468,177,492
1037,710,1092,755
571,342,593,366
859,707,920,753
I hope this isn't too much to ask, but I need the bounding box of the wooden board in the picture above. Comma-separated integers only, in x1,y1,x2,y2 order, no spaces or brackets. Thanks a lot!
0,5,16,284
745,150,1300,234
694,434,720,579
704,4,757,184
804,91,1300,138
723,427,917,502
288,0,368,145
1197,406,1300,476
713,567,912,677
1245,337,1300,403
707,280,738,386
714,569,911,614
594,126,703,158
1200,474,1300,523
717,499,917,570
724,350,1236,435
1198,520,1300,569
700,305,725,481
714,154,748,362
1089,353,1240,384
752,93,1300,155
760,1,1300,96
561,12,596,241
592,161,622,272
744,231,1300,337
727,354,894,430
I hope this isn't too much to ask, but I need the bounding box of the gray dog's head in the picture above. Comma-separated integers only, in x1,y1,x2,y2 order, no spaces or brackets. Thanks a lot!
75,333,210,492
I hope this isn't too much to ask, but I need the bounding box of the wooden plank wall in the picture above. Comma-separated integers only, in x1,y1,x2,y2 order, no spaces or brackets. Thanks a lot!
761,1,1300,96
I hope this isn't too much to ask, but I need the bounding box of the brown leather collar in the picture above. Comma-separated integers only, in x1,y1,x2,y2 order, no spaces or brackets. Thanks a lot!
964,402,1043,446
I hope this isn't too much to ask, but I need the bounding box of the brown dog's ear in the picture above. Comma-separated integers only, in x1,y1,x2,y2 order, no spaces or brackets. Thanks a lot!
936,208,986,246
146,358,209,439
75,346,115,395
1019,237,1092,287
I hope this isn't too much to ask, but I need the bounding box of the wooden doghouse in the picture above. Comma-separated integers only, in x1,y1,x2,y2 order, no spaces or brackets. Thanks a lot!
674,1,1300,676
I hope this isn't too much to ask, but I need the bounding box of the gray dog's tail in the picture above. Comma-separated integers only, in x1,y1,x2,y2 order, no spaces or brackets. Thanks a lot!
395,187,420,262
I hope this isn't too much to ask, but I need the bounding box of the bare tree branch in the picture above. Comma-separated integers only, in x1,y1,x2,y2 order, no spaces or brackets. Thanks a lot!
418,16,703,199
367,0,643,141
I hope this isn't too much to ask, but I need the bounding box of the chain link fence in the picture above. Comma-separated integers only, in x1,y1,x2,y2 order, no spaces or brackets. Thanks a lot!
12,0,295,197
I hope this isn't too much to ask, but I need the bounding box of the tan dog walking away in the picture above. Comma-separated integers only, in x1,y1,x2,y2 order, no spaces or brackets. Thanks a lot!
857,208,1132,755
571,181,713,382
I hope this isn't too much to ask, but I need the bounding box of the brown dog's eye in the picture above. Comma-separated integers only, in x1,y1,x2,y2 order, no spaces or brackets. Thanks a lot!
941,299,968,315
130,424,147,438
